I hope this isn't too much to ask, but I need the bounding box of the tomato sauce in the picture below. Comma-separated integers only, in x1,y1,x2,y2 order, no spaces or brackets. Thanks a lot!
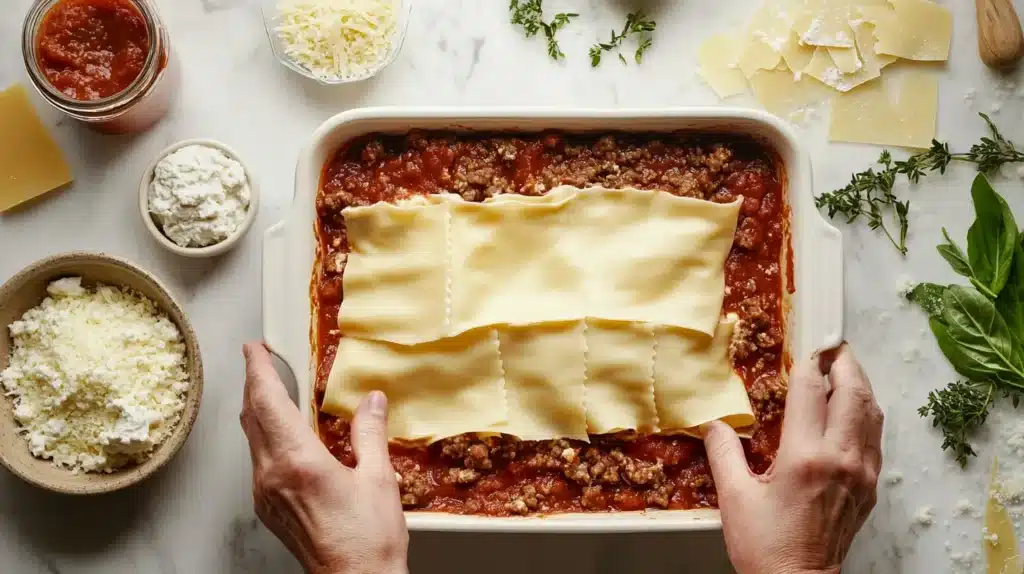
36,0,150,101
313,131,790,516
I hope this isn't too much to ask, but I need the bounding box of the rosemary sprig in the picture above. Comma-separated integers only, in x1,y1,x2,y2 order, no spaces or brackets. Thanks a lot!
815,113,1024,255
589,11,656,67
510,1,577,61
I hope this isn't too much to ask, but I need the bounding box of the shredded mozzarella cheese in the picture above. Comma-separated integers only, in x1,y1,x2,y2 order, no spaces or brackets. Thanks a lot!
274,0,399,81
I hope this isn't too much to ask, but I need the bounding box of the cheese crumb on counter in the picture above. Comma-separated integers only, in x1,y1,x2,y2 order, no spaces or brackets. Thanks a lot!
0,278,190,473
914,506,935,526
148,144,251,248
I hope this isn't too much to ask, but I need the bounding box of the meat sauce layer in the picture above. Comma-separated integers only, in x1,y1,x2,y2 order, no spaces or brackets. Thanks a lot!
314,131,789,516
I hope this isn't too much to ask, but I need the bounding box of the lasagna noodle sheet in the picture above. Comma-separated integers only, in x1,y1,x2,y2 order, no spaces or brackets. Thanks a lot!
338,202,450,344
653,315,756,436
498,321,589,441
322,328,507,442
584,319,659,434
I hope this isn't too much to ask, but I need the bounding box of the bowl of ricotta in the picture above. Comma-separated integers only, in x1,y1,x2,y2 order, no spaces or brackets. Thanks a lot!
141,139,258,258
0,253,203,494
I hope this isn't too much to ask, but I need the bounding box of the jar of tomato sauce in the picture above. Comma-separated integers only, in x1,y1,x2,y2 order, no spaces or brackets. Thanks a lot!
21,0,178,134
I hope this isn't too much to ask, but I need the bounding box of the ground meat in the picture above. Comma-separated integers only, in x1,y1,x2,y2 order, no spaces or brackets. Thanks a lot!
734,217,763,250
439,436,494,470
581,485,607,510
646,482,676,508
749,374,788,423
449,468,481,485
398,467,432,507
622,458,665,487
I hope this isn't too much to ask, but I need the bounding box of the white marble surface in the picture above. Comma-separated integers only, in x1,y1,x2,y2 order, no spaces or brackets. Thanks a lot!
2,0,1024,572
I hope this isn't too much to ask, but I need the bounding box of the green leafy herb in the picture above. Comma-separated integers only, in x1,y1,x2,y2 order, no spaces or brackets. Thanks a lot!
906,282,947,319
589,11,656,67
510,1,577,61
996,239,1024,345
918,381,998,468
937,228,973,280
909,175,1024,467
816,114,1024,255
965,175,1019,299
929,285,1024,385
813,150,909,254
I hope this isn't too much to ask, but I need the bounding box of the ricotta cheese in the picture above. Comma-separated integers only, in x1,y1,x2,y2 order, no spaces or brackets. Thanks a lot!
274,0,399,81
1,278,190,473
148,144,251,248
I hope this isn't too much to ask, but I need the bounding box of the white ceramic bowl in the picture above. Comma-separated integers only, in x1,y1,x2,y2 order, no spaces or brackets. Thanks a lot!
260,0,411,85
139,138,259,258
0,252,203,495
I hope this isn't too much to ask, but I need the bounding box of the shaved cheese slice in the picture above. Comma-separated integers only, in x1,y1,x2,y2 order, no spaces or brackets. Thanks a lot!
738,38,783,78
791,0,856,47
805,46,880,92
778,30,817,77
750,69,833,114
829,71,938,148
827,46,861,73
584,320,659,434
654,316,755,435
696,34,749,98
868,0,952,61
0,84,73,212
323,328,507,442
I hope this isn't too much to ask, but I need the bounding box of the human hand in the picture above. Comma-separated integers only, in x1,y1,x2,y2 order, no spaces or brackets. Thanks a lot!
703,344,882,574
239,342,408,574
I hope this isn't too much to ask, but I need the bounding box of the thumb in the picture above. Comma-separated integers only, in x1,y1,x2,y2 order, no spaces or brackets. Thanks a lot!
352,391,395,478
702,421,754,499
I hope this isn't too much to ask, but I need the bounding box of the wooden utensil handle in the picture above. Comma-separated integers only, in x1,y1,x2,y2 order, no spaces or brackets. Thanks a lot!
977,0,1024,69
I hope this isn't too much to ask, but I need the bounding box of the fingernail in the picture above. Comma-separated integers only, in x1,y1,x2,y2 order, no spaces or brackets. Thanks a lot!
368,390,387,415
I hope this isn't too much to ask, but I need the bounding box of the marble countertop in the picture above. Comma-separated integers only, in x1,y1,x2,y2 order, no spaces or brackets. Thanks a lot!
2,0,1024,572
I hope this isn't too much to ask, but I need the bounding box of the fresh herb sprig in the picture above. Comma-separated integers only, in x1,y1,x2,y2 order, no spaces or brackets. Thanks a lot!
510,1,578,61
816,114,1024,255
907,175,1024,467
589,11,656,66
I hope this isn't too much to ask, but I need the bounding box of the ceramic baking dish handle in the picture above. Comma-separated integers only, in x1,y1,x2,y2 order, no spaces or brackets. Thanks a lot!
809,219,844,353
262,220,303,373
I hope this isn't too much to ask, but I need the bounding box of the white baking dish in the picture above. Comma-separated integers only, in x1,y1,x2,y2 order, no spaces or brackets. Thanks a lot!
263,107,843,533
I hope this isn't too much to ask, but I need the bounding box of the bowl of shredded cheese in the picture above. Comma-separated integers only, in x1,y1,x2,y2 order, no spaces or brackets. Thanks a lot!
262,0,410,84
0,253,202,494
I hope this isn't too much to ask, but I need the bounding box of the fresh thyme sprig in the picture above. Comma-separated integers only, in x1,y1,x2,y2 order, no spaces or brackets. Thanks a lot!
510,1,578,61
816,113,1024,255
542,12,578,60
589,11,656,67
815,151,910,254
917,381,1000,468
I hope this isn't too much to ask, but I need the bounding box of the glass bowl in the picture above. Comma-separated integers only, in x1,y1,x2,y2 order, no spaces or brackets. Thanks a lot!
261,0,411,85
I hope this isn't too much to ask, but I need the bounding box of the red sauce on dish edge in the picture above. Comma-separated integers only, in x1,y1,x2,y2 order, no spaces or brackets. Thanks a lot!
36,0,149,101
312,131,790,516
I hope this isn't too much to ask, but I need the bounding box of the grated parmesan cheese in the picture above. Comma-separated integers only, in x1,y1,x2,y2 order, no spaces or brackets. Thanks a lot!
0,278,189,473
274,0,399,82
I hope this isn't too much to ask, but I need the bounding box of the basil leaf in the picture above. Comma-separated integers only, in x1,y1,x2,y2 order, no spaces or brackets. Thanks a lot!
937,228,973,279
935,285,1024,386
966,175,1018,298
995,239,1024,344
907,282,947,318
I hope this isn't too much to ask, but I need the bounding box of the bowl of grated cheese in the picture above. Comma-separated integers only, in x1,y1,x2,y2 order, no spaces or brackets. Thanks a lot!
0,253,203,494
261,0,411,84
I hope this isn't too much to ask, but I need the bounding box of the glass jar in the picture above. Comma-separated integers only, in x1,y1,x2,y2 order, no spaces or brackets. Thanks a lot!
21,0,178,134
